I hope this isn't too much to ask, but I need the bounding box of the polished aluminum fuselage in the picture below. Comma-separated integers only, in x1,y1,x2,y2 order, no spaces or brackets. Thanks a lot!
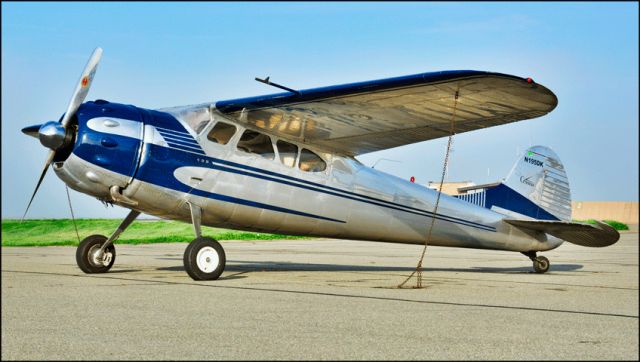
54,103,563,253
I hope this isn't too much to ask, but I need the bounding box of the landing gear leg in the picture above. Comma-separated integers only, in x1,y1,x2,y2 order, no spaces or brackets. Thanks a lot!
522,251,550,274
183,202,226,281
76,209,140,274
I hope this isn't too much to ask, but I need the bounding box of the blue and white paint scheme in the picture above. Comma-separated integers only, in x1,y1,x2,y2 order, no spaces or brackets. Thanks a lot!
22,48,620,280
455,146,571,222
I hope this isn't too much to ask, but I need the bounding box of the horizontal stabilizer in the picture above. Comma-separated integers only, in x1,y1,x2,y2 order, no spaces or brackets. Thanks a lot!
504,219,620,247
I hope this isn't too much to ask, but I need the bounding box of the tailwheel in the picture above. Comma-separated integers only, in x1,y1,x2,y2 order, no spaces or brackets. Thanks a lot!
183,237,226,281
533,256,550,274
76,235,115,273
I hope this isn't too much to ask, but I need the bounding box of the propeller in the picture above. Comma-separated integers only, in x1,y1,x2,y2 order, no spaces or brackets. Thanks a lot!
21,47,103,221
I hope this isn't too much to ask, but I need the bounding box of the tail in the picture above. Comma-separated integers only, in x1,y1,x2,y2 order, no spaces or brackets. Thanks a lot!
457,145,620,247
499,145,571,220
457,145,572,221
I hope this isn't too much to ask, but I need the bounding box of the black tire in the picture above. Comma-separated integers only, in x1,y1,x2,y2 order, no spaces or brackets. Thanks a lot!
533,256,550,274
183,237,226,281
76,234,115,274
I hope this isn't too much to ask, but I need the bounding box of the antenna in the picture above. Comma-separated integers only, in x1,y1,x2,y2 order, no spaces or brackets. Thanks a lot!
371,158,401,169
255,76,300,95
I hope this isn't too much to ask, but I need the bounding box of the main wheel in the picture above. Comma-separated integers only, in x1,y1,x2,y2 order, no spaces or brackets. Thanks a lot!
76,235,116,274
533,256,550,274
183,237,226,281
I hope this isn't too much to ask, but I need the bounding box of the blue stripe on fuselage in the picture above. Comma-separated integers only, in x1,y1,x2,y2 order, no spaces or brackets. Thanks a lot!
135,143,496,231
163,146,496,230
188,154,496,232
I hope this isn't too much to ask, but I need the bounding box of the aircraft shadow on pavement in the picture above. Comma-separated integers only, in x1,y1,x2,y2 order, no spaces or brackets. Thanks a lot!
156,261,583,274
106,269,143,274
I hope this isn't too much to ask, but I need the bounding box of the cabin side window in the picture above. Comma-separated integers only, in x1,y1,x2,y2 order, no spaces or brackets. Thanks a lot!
207,121,237,145
237,130,275,160
299,148,326,172
276,140,298,167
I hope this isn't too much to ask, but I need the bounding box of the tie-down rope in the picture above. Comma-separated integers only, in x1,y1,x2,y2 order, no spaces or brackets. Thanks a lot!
66,185,81,244
398,90,459,289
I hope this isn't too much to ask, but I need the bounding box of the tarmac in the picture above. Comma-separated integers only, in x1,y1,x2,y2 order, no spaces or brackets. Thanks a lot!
2,232,638,360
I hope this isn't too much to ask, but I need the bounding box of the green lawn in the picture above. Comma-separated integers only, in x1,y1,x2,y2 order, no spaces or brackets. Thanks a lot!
574,219,629,231
2,218,629,247
1,219,305,247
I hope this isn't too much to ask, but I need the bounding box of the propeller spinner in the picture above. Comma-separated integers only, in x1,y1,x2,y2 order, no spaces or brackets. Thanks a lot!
20,47,103,220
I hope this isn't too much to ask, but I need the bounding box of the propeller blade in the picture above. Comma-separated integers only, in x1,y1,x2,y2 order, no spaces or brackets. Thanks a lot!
60,47,103,128
21,124,42,139
21,150,56,221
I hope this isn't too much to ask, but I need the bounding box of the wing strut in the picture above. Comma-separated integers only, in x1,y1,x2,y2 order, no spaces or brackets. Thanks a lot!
398,90,459,289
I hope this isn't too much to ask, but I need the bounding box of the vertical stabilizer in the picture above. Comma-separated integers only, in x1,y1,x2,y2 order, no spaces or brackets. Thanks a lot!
502,145,572,221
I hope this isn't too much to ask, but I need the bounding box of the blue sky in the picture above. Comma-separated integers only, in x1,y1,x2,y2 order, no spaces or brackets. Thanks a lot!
2,2,638,219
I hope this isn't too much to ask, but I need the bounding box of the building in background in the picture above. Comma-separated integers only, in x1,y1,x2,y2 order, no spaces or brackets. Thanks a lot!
426,181,475,196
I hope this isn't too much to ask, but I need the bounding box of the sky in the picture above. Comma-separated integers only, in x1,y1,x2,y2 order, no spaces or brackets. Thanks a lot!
2,2,638,219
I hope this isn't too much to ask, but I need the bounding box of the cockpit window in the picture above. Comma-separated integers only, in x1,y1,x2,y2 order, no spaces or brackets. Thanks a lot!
299,149,326,172
237,130,275,160
167,106,210,134
276,140,298,167
194,121,209,134
207,121,237,145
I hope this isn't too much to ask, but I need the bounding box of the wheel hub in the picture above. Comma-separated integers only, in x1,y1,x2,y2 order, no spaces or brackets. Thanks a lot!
196,246,219,273
88,244,112,267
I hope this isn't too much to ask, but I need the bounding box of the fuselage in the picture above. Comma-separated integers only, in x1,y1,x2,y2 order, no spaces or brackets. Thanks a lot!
53,100,563,253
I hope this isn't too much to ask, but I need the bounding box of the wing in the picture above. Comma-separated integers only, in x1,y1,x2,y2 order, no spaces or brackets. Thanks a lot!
215,70,558,156
504,219,620,247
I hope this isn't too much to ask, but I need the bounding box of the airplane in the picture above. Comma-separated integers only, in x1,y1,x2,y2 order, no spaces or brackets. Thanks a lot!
20,48,620,280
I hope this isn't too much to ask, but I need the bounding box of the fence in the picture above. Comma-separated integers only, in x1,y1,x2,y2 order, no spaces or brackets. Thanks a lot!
572,201,639,225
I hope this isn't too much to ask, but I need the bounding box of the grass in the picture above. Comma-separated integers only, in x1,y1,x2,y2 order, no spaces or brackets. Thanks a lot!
574,219,629,231
3,217,629,247
1,219,306,247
